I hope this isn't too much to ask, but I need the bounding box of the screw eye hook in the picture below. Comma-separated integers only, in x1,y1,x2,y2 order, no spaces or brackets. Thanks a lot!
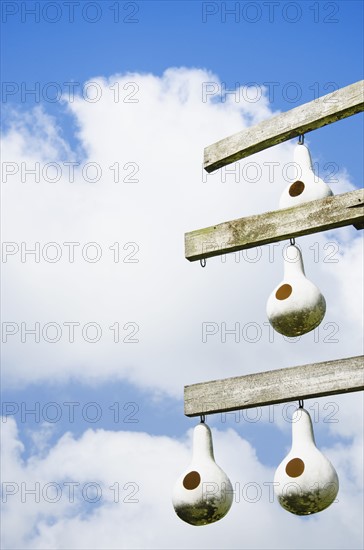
200,414,206,423
290,237,296,246
298,134,305,145
200,258,206,268
298,399,304,409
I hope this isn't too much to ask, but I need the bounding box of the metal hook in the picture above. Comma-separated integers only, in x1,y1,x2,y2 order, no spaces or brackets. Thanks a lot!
290,237,296,246
200,258,206,268
298,134,304,145
200,414,206,423
298,399,304,409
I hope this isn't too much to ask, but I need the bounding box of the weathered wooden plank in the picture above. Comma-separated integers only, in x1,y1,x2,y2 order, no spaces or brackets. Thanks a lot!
184,355,364,417
185,188,364,262
204,80,364,172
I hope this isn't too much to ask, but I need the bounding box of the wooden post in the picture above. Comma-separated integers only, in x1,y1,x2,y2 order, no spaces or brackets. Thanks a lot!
204,80,364,173
184,356,364,417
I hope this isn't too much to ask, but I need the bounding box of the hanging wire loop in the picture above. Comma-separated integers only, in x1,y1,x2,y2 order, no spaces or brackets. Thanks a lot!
298,399,304,409
200,414,206,423
200,258,206,268
298,134,304,144
290,237,296,246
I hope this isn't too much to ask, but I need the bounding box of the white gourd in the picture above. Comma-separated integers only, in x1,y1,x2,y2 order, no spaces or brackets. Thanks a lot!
172,422,233,525
279,143,333,209
274,407,339,515
266,244,326,336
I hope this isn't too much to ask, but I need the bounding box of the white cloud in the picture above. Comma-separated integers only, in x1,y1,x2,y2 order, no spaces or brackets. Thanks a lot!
1,69,363,548
2,67,362,397
1,417,363,550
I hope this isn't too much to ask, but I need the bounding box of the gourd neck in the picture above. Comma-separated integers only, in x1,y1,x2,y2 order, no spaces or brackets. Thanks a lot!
294,143,313,172
283,245,306,278
291,408,316,449
192,422,215,461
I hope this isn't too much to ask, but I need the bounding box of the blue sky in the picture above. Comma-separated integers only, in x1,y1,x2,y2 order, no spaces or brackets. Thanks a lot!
1,1,363,549
2,0,363,180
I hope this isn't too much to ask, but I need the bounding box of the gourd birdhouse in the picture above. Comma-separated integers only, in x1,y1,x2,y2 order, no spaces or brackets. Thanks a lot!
279,142,333,209
266,244,326,337
172,421,233,526
274,407,339,515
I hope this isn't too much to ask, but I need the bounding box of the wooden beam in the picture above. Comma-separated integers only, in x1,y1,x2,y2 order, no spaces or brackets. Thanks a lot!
185,188,364,262
184,355,364,417
204,80,364,173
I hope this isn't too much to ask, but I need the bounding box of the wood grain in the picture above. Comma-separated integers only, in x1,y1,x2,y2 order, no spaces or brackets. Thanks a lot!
185,189,364,262
204,80,364,172
184,356,364,417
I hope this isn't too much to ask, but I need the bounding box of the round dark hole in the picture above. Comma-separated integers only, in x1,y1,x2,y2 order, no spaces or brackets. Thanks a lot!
183,471,201,490
275,284,292,300
286,458,305,478
289,181,305,197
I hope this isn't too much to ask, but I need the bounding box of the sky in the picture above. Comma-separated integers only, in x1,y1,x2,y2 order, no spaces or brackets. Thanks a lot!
0,1,363,549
